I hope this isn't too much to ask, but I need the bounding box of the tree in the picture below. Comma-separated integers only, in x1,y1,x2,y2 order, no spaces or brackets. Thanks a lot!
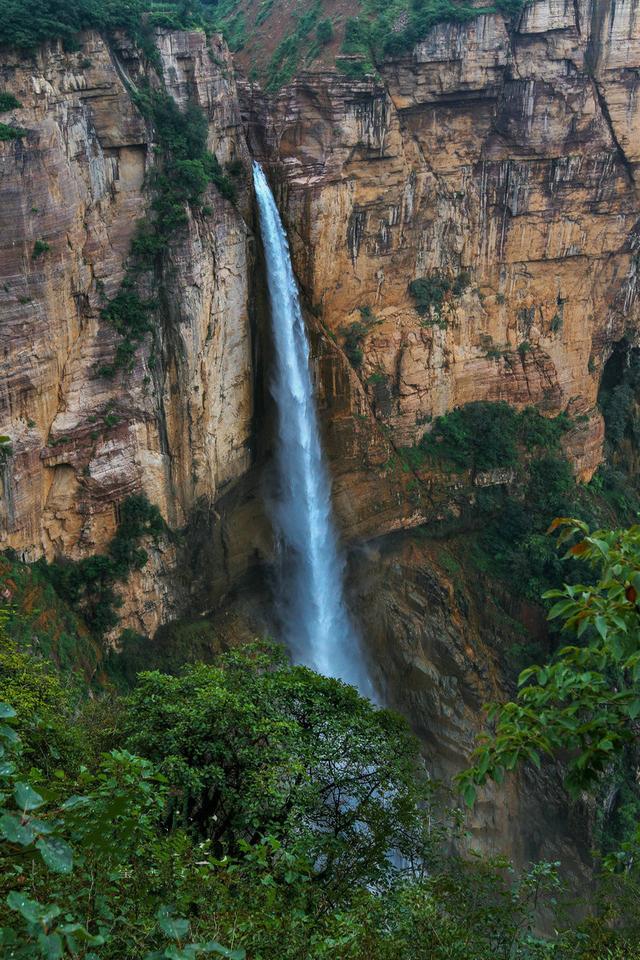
123,644,436,896
460,519,640,865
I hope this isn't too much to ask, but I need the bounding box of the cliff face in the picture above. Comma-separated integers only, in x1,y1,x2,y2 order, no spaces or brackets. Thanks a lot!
1,0,638,878
243,0,640,495
0,30,256,633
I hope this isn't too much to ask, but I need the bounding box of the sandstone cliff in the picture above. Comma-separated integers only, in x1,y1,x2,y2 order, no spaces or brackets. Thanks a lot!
243,0,640,503
2,0,639,878
0,29,256,634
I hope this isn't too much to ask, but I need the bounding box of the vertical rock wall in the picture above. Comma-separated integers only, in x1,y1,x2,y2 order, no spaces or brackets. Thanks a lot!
0,30,256,634
242,0,640,495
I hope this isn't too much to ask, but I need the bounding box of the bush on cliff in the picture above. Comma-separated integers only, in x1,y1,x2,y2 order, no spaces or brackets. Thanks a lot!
418,400,571,474
36,493,164,638
0,0,212,51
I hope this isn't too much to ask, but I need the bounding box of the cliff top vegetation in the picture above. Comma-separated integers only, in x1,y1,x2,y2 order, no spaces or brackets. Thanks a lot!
212,0,527,88
0,0,527,89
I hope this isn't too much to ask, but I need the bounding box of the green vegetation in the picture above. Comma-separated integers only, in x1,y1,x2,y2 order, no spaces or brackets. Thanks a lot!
31,239,50,259
316,18,333,45
409,271,470,326
418,400,570,473
0,122,25,140
0,616,638,958
212,0,529,88
97,76,234,377
0,92,20,111
35,494,164,638
598,345,640,448
98,286,154,377
264,1,322,90
399,400,640,604
0,553,99,679
0,0,214,52
462,519,640,877
340,306,380,369
341,0,525,65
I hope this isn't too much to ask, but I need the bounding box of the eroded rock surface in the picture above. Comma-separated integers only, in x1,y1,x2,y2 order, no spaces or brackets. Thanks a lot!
0,30,255,633
243,0,640,488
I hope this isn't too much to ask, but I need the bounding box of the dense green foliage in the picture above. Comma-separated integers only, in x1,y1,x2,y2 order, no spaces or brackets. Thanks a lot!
462,520,640,871
0,553,100,680
340,306,380,368
598,345,640,449
418,401,571,474
0,0,211,52
0,91,20,110
32,239,50,259
0,639,82,777
399,401,640,604
124,648,426,878
0,122,25,139
409,270,470,326
0,628,638,958
36,494,164,637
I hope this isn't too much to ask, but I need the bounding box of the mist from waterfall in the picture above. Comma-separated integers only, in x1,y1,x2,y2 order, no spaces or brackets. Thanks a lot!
253,161,374,700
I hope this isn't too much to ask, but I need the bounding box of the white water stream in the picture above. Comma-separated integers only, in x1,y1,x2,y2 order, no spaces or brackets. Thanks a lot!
253,162,374,699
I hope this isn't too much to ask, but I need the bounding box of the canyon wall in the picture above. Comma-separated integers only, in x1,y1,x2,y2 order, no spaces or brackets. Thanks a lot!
2,0,639,877
0,30,257,633
243,0,640,504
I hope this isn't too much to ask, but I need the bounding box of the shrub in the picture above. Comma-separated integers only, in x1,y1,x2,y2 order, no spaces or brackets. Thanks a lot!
32,239,50,259
420,401,519,472
0,122,26,140
420,401,570,473
0,92,21,111
409,271,470,326
37,494,163,638
316,18,333,45
598,347,640,447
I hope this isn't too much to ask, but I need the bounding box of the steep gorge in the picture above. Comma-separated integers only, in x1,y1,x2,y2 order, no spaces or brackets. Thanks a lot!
2,0,640,879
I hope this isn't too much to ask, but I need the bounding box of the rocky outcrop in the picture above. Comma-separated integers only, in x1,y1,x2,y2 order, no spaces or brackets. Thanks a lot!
242,0,640,488
0,29,255,634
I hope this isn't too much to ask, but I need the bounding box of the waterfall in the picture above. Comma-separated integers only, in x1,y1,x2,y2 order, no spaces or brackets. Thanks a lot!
253,162,374,699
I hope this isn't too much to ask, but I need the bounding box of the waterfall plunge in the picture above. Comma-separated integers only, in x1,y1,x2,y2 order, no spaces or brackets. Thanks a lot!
253,162,374,699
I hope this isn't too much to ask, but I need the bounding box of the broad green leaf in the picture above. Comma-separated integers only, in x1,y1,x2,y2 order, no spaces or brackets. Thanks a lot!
59,924,105,946
29,818,55,835
200,943,246,959
0,724,19,744
0,812,35,845
6,891,60,926
14,782,45,811
61,795,90,810
594,616,608,640
627,699,640,720
36,837,73,874
0,704,16,719
37,932,63,959
462,783,476,807
547,600,574,620
165,947,198,960
157,906,189,941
